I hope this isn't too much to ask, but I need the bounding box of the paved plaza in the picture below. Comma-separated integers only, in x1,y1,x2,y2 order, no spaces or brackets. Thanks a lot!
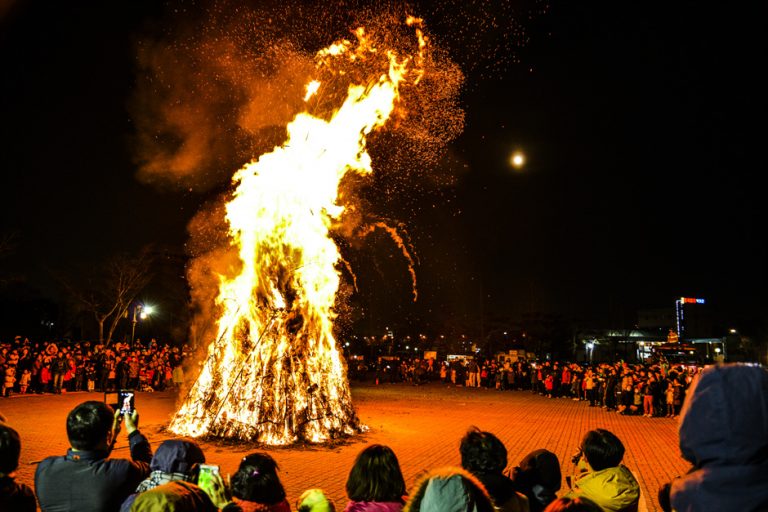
2,382,690,512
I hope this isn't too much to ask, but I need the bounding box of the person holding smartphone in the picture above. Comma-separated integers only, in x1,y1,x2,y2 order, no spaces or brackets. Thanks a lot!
119,389,135,415
120,440,246,512
34,400,153,512
563,429,639,512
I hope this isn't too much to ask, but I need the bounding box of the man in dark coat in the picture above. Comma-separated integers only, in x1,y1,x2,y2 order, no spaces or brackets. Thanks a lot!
35,400,152,511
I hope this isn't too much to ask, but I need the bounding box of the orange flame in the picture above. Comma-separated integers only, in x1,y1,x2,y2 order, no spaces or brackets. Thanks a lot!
169,20,427,444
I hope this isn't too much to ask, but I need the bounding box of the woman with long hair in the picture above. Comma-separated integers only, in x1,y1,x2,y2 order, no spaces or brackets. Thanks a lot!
344,444,406,512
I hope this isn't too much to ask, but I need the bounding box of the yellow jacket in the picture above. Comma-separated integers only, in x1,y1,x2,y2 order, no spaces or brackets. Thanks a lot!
565,464,639,512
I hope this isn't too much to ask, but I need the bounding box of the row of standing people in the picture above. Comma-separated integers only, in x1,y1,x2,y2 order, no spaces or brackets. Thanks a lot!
389,358,695,418
0,338,187,397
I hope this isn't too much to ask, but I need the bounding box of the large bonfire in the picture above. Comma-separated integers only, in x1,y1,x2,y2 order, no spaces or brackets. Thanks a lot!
169,17,432,444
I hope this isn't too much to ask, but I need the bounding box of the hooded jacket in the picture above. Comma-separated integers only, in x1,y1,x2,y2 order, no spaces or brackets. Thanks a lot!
404,467,495,512
566,464,639,512
511,449,561,512
121,440,206,512
670,364,768,512
129,481,217,512
471,472,528,512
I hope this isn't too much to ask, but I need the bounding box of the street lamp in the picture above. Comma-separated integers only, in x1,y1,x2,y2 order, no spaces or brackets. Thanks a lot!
131,304,154,345
724,329,737,361
140,305,154,319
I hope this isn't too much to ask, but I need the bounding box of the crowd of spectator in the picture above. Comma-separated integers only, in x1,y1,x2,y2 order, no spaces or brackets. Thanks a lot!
0,400,634,512
375,358,698,418
0,336,188,398
0,362,766,511
3,334,696,424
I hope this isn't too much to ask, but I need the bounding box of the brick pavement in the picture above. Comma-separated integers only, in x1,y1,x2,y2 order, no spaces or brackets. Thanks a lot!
1,383,690,512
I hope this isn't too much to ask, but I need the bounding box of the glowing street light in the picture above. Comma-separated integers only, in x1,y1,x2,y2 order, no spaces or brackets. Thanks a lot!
723,329,738,361
586,341,595,363
131,303,155,344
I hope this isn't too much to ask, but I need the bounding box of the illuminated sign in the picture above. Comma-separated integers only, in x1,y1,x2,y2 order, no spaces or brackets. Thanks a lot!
676,297,706,337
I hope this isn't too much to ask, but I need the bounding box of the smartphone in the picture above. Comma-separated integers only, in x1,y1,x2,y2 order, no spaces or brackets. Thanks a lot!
118,389,135,415
199,464,220,476
198,464,220,484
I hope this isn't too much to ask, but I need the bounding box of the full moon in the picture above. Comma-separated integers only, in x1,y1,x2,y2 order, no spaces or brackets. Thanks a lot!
510,151,525,169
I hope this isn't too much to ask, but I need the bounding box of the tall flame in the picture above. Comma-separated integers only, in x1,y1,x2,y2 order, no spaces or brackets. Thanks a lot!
169,20,424,444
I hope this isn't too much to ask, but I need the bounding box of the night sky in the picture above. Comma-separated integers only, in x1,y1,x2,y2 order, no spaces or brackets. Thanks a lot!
1,1,765,340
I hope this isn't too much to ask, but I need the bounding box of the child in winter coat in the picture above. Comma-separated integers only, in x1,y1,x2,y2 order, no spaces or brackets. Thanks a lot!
3,366,16,397
629,383,643,415
665,381,675,418
172,365,184,389
544,374,555,398
19,369,31,394
40,364,51,393
85,365,96,392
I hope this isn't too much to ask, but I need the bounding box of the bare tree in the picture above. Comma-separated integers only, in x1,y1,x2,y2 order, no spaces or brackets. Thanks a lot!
59,248,155,344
